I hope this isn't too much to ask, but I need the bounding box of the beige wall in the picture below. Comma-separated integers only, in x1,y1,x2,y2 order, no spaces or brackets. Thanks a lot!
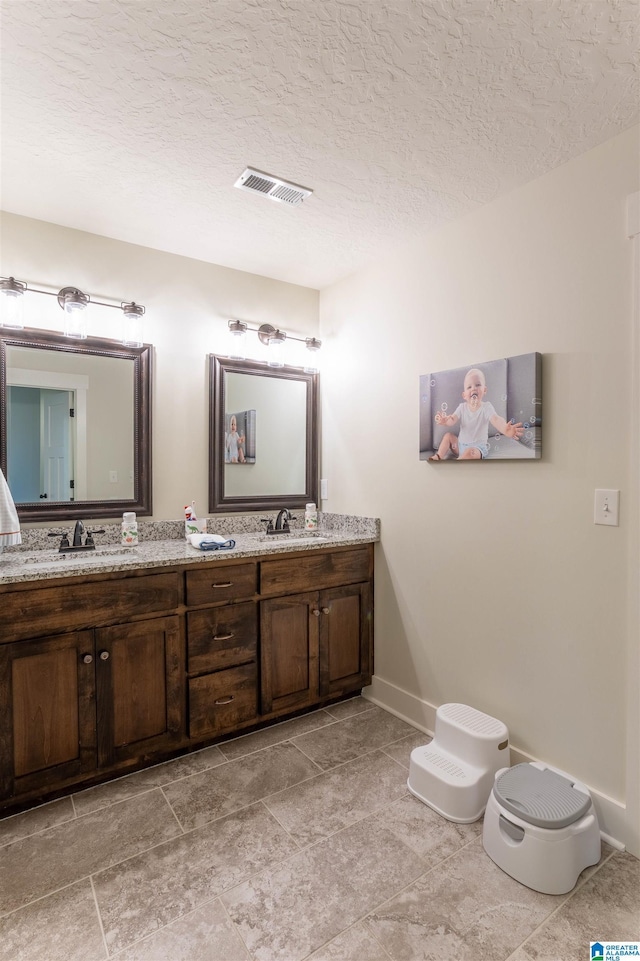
320,126,639,844
0,213,319,520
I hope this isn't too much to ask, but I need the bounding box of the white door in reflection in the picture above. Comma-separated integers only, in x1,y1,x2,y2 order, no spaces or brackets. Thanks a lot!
7,360,90,503
8,386,74,502
41,388,73,501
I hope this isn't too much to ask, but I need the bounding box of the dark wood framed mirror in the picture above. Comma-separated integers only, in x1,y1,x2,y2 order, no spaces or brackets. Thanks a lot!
209,355,318,513
0,327,152,521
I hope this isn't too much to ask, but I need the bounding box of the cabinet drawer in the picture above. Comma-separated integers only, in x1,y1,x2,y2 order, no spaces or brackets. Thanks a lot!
185,563,257,607
260,547,372,596
188,663,257,738
187,603,257,674
0,572,180,644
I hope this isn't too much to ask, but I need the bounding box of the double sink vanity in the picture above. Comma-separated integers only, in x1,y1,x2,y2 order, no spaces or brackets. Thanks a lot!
0,326,377,815
0,515,378,816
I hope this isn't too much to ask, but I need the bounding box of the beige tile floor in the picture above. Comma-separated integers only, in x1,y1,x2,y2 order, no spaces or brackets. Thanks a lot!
0,697,637,961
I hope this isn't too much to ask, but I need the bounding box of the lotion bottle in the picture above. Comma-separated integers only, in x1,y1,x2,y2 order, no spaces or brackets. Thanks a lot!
304,502,318,531
121,511,138,547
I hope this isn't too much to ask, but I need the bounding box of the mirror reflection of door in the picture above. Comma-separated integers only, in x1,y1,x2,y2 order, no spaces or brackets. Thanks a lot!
7,361,90,503
41,388,73,501
7,386,75,502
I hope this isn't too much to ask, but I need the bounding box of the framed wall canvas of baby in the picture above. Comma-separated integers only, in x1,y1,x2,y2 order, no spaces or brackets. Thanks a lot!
419,352,542,461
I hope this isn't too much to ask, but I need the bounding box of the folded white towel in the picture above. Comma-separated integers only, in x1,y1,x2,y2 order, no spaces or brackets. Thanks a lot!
187,533,235,550
0,468,21,548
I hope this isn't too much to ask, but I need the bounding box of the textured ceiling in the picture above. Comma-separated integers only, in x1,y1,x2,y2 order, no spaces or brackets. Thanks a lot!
1,0,638,289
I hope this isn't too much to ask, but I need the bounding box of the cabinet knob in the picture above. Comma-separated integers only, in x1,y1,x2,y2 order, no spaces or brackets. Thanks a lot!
214,695,235,705
99,650,110,661
82,653,93,664
322,607,330,615
312,609,321,616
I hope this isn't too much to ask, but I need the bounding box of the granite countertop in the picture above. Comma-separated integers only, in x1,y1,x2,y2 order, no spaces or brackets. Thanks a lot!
0,514,380,586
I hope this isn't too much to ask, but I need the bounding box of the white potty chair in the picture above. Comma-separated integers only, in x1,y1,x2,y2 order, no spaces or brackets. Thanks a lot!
407,703,510,823
482,762,601,895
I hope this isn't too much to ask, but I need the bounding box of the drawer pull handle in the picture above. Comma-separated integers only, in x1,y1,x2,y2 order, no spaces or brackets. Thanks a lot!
211,581,233,589
212,632,235,641
214,695,235,705
312,609,321,616
322,607,330,615
82,653,93,664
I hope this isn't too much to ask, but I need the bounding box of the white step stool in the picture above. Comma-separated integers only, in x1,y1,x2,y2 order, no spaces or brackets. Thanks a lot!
407,703,510,823
482,762,601,894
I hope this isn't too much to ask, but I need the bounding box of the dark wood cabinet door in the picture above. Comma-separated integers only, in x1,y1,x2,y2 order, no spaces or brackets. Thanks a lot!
319,583,373,698
95,615,182,766
0,630,97,800
260,592,319,715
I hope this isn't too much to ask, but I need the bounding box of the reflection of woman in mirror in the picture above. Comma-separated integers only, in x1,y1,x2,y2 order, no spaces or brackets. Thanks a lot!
226,414,246,463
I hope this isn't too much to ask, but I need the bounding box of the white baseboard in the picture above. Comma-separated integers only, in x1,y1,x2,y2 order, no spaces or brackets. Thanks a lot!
363,675,627,852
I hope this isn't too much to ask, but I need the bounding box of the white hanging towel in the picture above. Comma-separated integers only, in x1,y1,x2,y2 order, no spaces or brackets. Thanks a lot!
0,468,21,547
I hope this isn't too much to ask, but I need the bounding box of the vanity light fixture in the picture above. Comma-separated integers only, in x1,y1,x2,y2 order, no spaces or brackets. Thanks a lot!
228,319,248,358
0,276,146,344
0,277,27,329
121,302,146,348
226,319,322,369
58,286,89,338
303,337,322,374
259,324,286,368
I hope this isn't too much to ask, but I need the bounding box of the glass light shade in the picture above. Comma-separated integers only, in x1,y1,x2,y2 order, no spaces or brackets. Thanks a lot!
228,320,247,359
59,288,88,338
0,277,26,328
122,302,145,347
304,337,322,373
267,329,286,367
63,303,87,338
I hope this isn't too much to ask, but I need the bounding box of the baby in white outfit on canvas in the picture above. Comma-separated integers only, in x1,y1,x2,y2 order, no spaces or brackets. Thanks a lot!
429,368,524,461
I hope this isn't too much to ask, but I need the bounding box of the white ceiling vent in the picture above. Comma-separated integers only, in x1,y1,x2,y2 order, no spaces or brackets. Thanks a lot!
234,168,312,207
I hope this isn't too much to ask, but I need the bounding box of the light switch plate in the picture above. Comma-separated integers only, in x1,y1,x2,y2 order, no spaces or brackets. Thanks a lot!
320,478,328,500
594,489,620,526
